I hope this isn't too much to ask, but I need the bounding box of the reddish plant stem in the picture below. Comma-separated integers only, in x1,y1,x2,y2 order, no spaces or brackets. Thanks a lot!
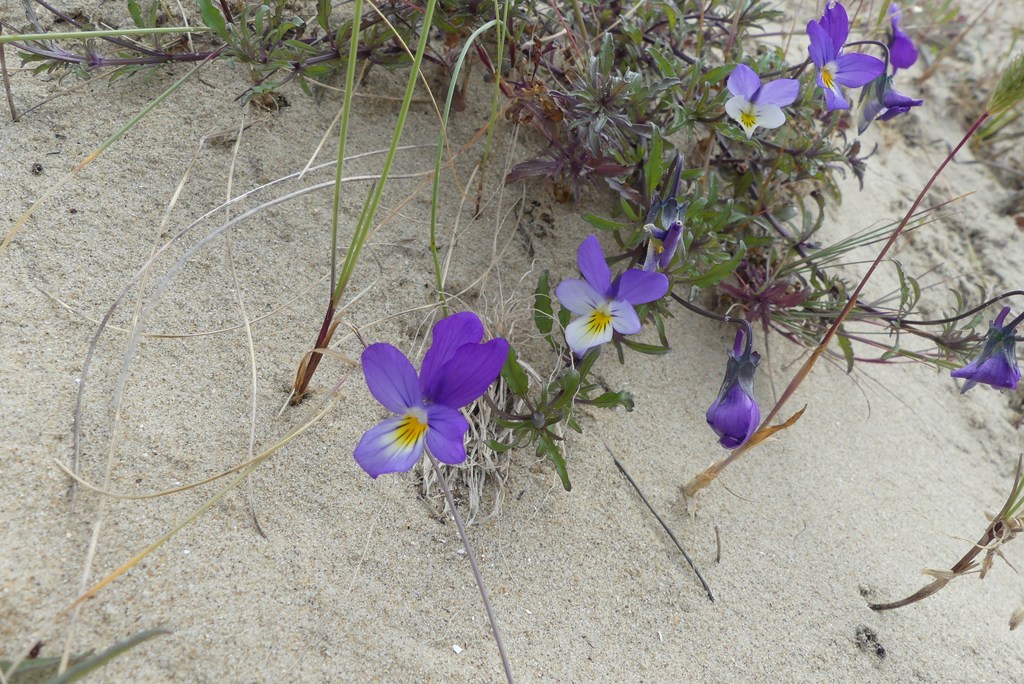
684,111,991,497
293,297,337,399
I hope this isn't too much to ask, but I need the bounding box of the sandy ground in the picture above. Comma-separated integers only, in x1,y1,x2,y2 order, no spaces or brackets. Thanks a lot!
2,1,1023,681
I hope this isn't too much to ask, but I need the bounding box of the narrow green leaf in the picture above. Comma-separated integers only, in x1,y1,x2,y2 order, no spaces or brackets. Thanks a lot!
690,243,746,287
538,436,572,491
316,0,332,32
127,0,145,28
534,270,553,337
197,0,229,40
589,390,635,410
836,330,855,374
619,339,672,355
500,346,529,396
583,214,633,231
49,629,171,684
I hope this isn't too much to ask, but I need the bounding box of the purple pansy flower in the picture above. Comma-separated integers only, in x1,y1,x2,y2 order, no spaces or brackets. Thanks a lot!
706,327,761,449
556,235,669,356
888,3,918,71
724,64,800,138
642,196,686,272
354,312,509,477
807,1,885,111
951,306,1021,393
857,74,923,133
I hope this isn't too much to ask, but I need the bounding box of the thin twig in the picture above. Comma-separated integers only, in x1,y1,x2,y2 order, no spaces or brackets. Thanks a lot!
0,25,17,121
607,446,715,602
427,452,515,684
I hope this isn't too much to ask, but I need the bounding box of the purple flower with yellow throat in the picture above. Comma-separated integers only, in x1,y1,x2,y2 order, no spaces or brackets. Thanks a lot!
807,1,884,111
951,306,1021,393
556,235,668,356
354,312,509,477
725,64,800,138
706,327,761,449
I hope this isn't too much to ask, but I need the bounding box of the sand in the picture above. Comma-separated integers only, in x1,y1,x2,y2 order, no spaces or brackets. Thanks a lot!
2,0,1023,681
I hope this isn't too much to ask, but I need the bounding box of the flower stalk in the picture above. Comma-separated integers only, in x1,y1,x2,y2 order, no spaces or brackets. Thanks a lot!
684,109,991,497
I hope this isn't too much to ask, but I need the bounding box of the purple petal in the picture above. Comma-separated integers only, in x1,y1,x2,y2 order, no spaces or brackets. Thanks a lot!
354,415,425,477
889,34,918,70
822,84,849,111
951,354,1021,392
706,383,760,449
727,64,760,100
361,344,422,413
613,269,669,305
428,338,510,408
577,235,612,296
820,0,850,51
608,299,641,335
806,20,834,67
555,278,605,315
995,306,1012,327
420,312,483,398
833,52,885,88
755,78,799,107
659,224,682,269
425,404,470,464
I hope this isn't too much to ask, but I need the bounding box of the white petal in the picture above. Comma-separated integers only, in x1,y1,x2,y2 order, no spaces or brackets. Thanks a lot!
608,299,641,335
724,95,751,124
754,103,786,130
565,311,614,356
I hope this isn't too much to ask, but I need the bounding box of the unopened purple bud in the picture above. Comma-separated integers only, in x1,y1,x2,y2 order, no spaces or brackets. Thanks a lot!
951,306,1021,393
706,329,761,449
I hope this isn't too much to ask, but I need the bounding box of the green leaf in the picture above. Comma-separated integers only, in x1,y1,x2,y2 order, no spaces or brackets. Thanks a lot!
646,46,677,79
690,242,746,288
534,270,553,337
589,390,635,410
583,214,633,231
577,346,600,379
836,329,855,374
500,346,529,396
550,370,581,411
558,305,572,331
197,0,229,40
316,0,332,32
538,436,572,491
704,64,734,85
619,339,672,355
485,439,513,453
127,0,145,28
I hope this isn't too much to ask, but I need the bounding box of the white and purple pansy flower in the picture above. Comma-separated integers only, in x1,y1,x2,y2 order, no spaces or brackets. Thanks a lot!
354,312,509,477
556,235,669,357
724,64,800,139
807,1,885,111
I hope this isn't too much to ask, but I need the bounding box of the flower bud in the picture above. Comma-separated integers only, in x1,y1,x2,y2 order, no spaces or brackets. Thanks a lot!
706,329,762,449
950,306,1021,393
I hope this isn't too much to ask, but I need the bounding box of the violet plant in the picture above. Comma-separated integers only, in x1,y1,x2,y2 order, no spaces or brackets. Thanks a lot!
5,0,1024,654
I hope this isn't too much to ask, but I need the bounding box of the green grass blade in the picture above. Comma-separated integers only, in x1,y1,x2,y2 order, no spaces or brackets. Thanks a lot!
47,629,170,684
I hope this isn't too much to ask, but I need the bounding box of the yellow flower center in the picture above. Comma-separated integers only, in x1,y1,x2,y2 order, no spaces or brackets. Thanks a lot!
586,307,613,336
394,413,428,448
821,65,836,90
740,109,758,129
